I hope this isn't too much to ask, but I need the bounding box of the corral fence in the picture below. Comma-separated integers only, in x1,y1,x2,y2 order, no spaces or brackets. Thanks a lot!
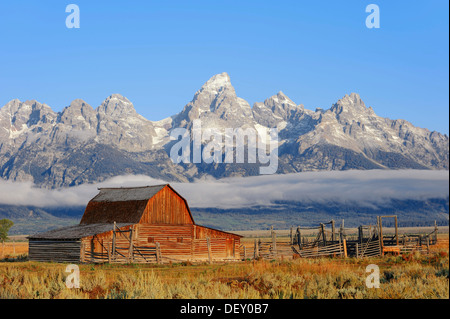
240,216,443,260
82,226,162,264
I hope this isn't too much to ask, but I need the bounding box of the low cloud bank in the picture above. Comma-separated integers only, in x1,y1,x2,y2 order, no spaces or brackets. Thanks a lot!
0,170,448,209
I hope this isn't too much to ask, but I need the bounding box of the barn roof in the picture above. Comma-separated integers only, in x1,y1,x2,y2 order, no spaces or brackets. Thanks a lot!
92,184,166,202
79,184,196,225
28,223,131,240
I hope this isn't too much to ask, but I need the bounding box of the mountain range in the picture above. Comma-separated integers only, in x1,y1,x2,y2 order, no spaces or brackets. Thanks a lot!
1,72,448,188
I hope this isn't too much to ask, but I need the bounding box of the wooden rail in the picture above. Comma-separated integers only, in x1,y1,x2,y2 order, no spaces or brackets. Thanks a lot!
293,242,345,258
80,218,442,263
240,218,442,260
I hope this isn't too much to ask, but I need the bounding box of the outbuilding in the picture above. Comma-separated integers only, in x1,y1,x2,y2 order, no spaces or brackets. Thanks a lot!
28,184,242,263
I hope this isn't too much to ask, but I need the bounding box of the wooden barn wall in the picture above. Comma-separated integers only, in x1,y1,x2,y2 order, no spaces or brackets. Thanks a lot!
139,186,194,225
81,225,132,263
80,224,241,263
193,225,241,261
29,240,81,263
135,224,193,261
193,225,240,240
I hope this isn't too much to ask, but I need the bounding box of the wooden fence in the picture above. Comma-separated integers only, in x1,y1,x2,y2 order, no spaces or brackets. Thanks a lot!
353,240,382,258
82,242,160,264
240,236,439,260
293,242,345,258
82,238,239,264
239,219,443,261
82,218,443,263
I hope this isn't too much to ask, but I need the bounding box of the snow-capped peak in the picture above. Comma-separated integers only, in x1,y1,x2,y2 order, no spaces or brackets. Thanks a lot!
271,91,296,106
338,93,365,108
330,92,370,116
97,94,137,117
202,72,232,91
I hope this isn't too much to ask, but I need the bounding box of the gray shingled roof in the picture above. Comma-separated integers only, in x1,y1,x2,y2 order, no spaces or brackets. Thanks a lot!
28,223,132,240
92,184,167,202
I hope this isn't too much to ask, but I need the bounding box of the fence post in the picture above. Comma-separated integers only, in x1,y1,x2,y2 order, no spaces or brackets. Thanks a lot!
331,220,335,242
343,239,347,258
434,220,438,244
257,239,261,258
206,237,212,264
377,216,384,256
340,220,344,243
156,242,161,264
394,216,399,246
271,227,277,258
358,226,363,245
320,223,326,246
289,227,293,245
128,228,134,263
80,241,85,263
112,222,116,262
356,243,359,258
379,237,383,257
243,245,247,260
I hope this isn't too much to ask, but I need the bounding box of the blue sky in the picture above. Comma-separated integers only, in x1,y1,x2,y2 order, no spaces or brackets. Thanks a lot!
0,0,448,134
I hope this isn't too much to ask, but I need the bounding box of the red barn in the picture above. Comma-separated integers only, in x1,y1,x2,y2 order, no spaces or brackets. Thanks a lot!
28,184,242,263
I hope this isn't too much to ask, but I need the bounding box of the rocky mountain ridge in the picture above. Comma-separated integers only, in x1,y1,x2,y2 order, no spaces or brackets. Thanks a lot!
0,72,448,188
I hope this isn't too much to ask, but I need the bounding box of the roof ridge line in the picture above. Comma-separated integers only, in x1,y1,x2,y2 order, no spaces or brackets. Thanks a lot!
97,184,169,190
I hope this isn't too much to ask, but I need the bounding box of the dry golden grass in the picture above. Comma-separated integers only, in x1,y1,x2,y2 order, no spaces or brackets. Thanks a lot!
0,242,28,257
0,247,448,299
0,231,448,299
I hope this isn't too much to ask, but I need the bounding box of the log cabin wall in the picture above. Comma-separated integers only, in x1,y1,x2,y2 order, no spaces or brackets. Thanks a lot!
29,239,81,263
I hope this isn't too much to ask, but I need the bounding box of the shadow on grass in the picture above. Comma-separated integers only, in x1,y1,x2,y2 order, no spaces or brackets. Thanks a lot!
0,254,28,262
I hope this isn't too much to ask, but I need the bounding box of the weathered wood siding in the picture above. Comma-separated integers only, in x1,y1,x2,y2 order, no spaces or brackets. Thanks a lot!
29,240,81,263
193,225,240,261
80,224,241,263
135,224,193,261
81,225,133,263
139,186,194,225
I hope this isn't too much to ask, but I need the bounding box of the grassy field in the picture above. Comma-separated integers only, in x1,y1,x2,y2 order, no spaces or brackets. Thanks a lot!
0,242,28,257
0,238,448,299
